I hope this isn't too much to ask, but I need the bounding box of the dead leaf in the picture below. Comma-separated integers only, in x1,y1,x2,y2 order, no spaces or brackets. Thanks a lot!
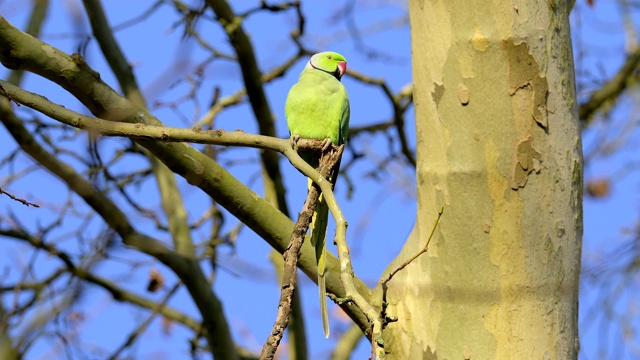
586,178,610,198
147,267,164,292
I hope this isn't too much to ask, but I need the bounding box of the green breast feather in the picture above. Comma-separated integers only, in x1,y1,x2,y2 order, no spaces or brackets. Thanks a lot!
285,68,350,145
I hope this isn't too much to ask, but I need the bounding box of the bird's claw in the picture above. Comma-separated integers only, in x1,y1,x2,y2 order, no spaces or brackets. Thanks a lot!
321,138,333,152
290,134,301,150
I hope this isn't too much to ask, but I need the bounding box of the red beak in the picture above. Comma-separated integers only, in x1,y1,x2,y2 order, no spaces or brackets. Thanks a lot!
337,61,347,77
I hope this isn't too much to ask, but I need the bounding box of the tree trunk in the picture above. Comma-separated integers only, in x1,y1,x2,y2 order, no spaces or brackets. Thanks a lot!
382,1,582,358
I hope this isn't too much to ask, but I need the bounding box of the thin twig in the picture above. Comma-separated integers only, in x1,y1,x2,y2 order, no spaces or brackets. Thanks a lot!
382,207,443,284
107,281,183,360
261,144,343,360
206,0,290,219
579,44,640,125
347,69,415,167
0,228,203,331
0,187,40,207
379,206,443,334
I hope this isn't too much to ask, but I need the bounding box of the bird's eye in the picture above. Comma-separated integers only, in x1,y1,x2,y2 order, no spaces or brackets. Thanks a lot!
328,56,332,60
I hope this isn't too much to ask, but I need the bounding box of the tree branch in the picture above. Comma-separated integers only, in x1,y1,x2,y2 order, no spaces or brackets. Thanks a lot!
0,187,39,207
0,17,373,334
261,145,344,359
82,0,199,259
347,69,415,167
0,90,235,358
106,282,182,360
0,229,201,332
0,77,376,337
206,0,290,217
579,45,640,125
330,324,364,360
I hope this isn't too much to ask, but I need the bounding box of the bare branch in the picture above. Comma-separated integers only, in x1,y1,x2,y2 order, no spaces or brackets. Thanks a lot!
378,206,443,342
0,228,202,332
262,145,344,359
206,0,290,216
579,45,640,125
0,187,39,208
347,69,415,167
106,282,182,360
0,69,375,336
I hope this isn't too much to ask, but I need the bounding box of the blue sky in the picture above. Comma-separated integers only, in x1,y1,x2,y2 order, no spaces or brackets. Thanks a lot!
0,1,638,359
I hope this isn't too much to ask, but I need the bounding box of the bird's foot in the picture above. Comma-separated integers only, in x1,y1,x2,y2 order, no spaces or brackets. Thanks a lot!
321,138,333,152
290,134,301,150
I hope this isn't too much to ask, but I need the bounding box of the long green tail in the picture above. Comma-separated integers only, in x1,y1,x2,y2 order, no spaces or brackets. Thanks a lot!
308,177,329,338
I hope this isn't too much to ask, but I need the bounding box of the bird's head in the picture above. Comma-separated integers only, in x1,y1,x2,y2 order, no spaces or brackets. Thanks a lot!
306,51,347,81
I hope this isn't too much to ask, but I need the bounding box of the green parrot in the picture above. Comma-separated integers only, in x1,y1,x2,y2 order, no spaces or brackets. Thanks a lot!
285,51,350,338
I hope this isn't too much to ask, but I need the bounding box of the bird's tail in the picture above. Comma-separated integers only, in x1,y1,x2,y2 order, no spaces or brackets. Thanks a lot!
309,177,330,338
